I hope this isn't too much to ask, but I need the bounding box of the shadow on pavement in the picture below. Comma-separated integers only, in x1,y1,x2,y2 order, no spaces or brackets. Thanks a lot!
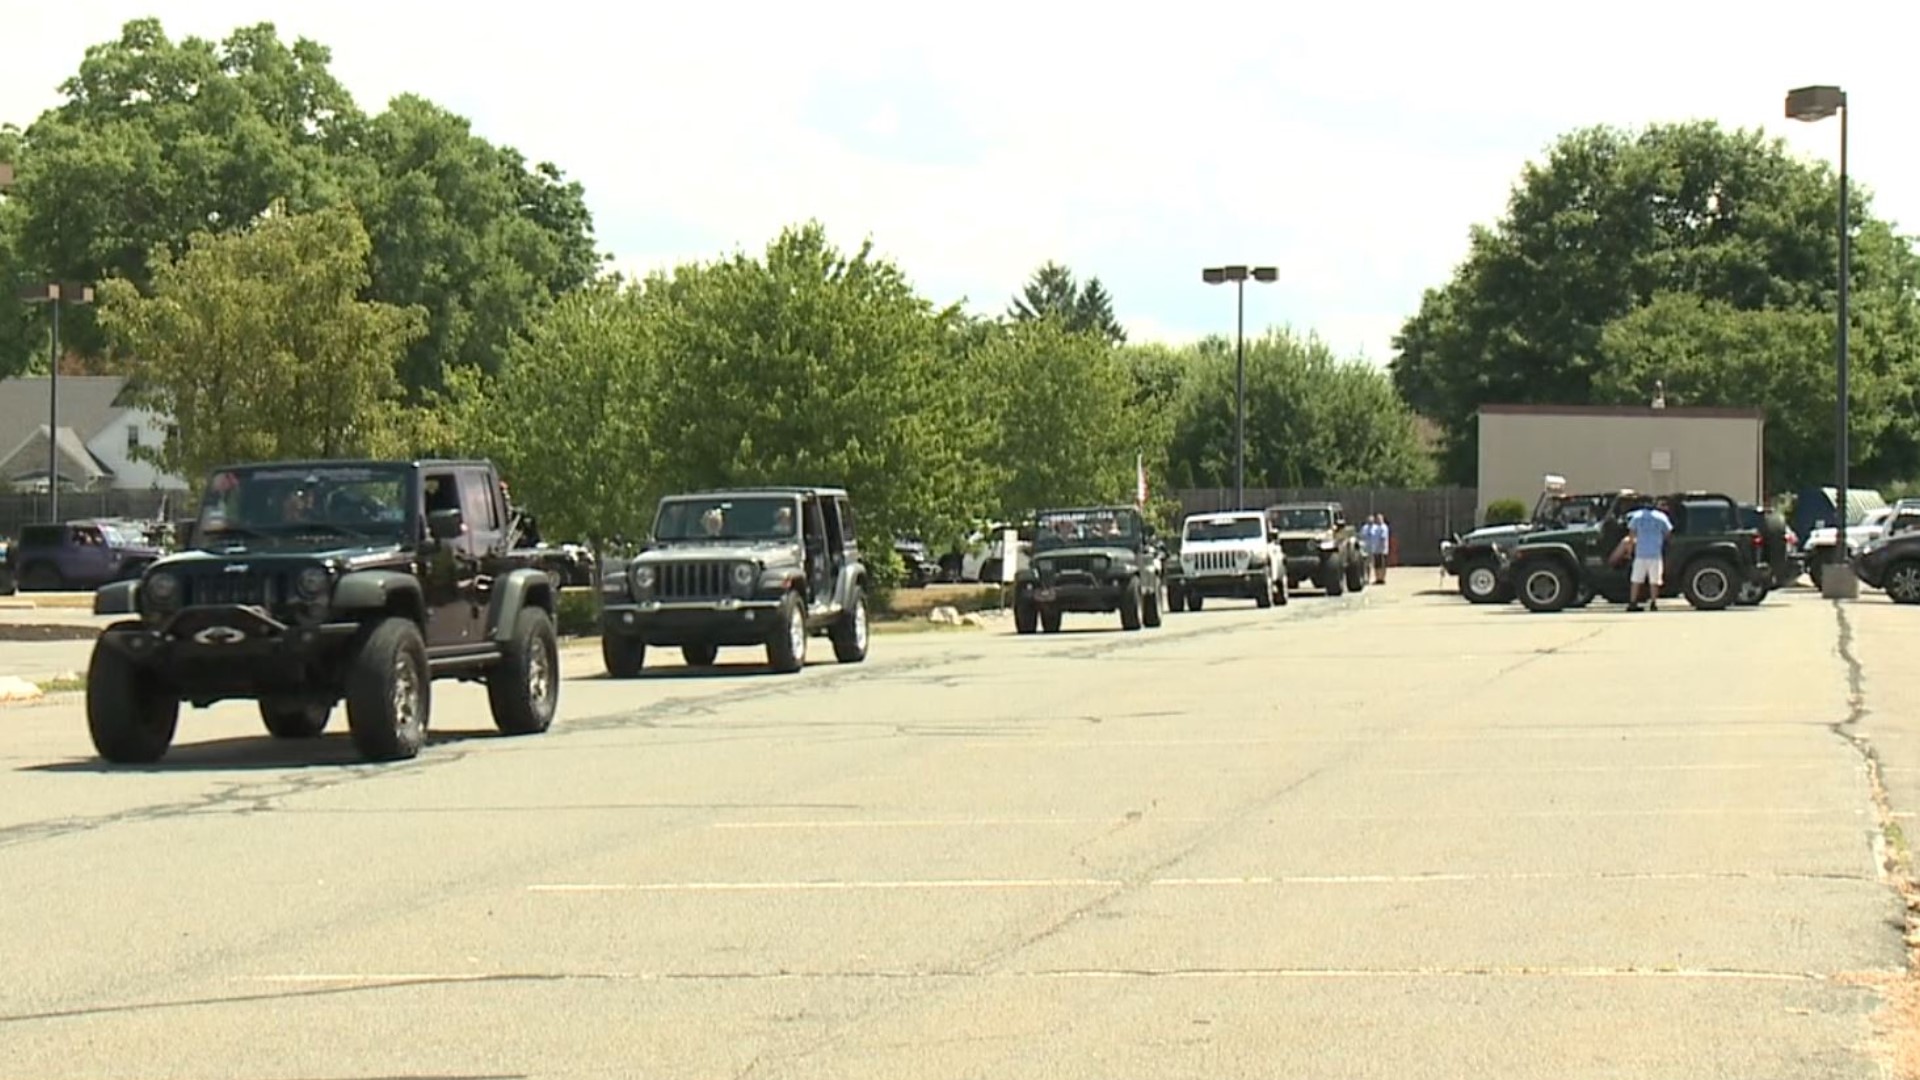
19,726,510,774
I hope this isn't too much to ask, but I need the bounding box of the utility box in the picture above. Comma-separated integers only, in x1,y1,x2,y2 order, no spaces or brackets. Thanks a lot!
1476,404,1765,523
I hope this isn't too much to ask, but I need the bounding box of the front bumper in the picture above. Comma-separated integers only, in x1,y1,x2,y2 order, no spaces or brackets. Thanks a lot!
1177,570,1267,598
602,598,786,646
1019,575,1128,611
99,605,361,698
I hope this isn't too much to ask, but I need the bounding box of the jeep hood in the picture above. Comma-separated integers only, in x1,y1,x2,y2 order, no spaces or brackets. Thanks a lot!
1274,530,1333,542
634,540,801,564
156,542,406,573
1033,544,1135,560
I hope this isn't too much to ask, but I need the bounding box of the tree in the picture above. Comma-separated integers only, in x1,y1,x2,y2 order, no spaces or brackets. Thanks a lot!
1391,120,1920,483
969,319,1145,516
1008,260,1127,345
441,277,660,545
0,19,598,387
94,205,428,485
1168,330,1434,489
645,222,990,557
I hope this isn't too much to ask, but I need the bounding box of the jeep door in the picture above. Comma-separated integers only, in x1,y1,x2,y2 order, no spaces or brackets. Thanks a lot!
419,469,481,647
458,465,510,625
801,496,833,606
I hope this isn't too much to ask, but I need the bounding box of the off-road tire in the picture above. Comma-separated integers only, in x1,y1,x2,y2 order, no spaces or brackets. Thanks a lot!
259,700,330,739
344,617,430,761
1275,577,1290,606
1886,560,1920,604
1041,607,1063,633
603,634,645,678
1323,558,1345,597
1166,586,1186,613
1142,583,1163,628
86,638,180,763
1119,584,1143,630
1460,558,1503,604
1345,554,1367,593
1014,600,1039,634
1252,575,1273,609
682,644,720,667
766,590,808,674
1735,578,1768,606
1681,557,1738,611
1187,594,1205,612
1516,561,1575,613
830,586,870,662
489,607,560,736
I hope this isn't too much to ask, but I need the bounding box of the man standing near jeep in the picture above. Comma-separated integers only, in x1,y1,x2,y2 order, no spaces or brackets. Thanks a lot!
1626,498,1674,612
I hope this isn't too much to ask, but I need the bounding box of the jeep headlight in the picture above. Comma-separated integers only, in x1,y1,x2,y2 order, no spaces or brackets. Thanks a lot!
295,566,331,600
631,565,656,597
1318,539,1337,550
1089,555,1109,571
731,562,756,593
144,570,181,608
1035,558,1055,574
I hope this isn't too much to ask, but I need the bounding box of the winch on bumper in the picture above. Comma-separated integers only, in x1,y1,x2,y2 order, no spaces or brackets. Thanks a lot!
98,604,362,697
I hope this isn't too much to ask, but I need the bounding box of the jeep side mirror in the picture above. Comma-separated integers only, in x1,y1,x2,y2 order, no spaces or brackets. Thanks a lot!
428,508,465,540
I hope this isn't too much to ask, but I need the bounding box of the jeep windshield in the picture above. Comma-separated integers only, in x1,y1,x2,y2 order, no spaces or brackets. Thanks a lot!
1185,518,1262,542
196,464,411,546
1270,508,1332,531
1034,509,1137,549
653,496,800,542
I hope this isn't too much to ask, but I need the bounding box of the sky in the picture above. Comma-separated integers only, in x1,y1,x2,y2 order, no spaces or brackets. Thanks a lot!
4,0,1917,364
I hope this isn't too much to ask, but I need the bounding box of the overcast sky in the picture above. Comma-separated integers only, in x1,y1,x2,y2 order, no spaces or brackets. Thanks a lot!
4,0,1915,363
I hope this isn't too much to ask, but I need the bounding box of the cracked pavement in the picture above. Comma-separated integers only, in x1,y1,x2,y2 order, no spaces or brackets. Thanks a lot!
0,580,1911,1079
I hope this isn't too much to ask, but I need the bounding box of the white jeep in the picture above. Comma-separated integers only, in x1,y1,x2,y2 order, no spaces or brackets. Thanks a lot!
1166,511,1287,612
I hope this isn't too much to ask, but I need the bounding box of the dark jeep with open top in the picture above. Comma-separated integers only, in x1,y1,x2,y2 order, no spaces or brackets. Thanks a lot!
1266,501,1365,596
1502,491,1768,613
599,487,869,675
1013,505,1164,633
87,459,561,764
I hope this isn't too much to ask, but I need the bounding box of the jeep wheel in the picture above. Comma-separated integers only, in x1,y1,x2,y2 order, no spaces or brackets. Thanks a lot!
766,591,808,674
86,639,180,763
1345,555,1367,593
1142,583,1163,628
344,617,430,761
1275,576,1290,606
1735,577,1768,606
1459,559,1503,603
830,586,870,662
1808,557,1826,589
489,607,560,736
259,700,330,739
1187,594,1205,613
603,634,645,678
1119,584,1143,630
1681,558,1737,611
1516,562,1575,613
1323,559,1345,597
1014,600,1039,634
1166,586,1186,613
1040,606,1063,633
1886,560,1920,604
1252,575,1273,608
682,644,720,667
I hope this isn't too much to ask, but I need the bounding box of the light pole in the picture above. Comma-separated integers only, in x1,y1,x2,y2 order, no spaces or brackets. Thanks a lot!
1202,264,1278,510
1786,85,1856,599
18,282,94,523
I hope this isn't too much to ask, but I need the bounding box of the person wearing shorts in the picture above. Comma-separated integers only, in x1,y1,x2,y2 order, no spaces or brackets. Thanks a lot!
1625,499,1673,612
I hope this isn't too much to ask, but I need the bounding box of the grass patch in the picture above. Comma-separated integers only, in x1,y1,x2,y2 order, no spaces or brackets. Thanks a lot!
35,675,85,694
871,619,984,635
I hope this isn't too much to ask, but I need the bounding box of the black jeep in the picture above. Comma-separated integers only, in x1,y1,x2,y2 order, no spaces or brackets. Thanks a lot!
600,487,870,675
1443,490,1617,604
1503,492,1767,613
87,459,561,764
1013,505,1164,633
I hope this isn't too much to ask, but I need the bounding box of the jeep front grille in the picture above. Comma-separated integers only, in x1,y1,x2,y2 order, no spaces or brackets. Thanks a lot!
1184,550,1247,575
655,561,731,600
1044,555,1101,574
182,570,282,608
1281,539,1317,558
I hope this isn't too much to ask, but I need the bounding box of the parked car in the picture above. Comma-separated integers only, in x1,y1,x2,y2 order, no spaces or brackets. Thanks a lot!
1267,502,1364,596
1443,480,1621,604
1502,492,1767,613
4,519,164,591
1167,509,1286,612
1013,505,1164,632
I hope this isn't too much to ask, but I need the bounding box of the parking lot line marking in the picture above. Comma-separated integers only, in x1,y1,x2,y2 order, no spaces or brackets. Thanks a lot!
1150,870,1874,886
958,729,1828,748
1374,763,1841,775
528,878,1124,893
709,817,1215,830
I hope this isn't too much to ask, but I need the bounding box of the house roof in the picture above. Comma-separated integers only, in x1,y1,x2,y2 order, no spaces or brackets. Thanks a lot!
0,376,135,444
0,424,111,486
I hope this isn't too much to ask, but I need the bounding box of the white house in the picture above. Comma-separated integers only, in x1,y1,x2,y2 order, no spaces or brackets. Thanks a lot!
0,376,188,493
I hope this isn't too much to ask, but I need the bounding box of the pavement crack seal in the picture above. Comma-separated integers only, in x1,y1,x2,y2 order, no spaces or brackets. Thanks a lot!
1826,601,1920,1080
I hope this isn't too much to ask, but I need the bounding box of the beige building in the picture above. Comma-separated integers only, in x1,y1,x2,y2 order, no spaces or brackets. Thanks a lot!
1476,404,1765,522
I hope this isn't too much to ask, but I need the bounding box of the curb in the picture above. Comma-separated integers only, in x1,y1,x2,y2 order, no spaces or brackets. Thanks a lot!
0,676,45,703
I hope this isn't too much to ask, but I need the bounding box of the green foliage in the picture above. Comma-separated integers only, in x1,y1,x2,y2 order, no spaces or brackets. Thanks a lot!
1392,120,1920,486
0,18,597,385
1484,499,1528,525
1163,330,1436,489
1008,261,1127,345
554,590,600,638
95,205,429,484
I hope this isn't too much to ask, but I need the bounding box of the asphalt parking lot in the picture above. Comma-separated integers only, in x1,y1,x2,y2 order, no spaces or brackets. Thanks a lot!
1,578,1916,1079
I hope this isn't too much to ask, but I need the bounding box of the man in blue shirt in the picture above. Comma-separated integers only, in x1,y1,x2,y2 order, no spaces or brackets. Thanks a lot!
1626,497,1674,612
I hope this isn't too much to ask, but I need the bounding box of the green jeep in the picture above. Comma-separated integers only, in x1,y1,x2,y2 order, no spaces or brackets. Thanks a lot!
1014,506,1164,633
1503,492,1767,614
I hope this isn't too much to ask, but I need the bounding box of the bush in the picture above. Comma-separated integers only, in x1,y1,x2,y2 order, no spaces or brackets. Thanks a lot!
1484,499,1528,525
555,589,601,638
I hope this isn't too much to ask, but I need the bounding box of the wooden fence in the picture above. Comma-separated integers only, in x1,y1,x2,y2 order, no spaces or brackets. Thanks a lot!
1171,487,1480,567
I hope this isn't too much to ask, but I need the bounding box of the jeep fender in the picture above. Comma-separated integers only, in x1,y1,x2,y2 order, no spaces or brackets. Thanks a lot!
487,567,557,644
1509,543,1581,576
334,570,427,626
760,566,807,594
1684,542,1748,574
836,562,867,602
95,579,140,616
